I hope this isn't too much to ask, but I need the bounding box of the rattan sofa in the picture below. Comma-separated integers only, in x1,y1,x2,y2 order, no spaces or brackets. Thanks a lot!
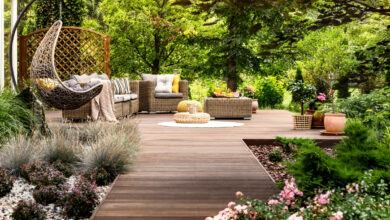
139,80,188,112
62,81,139,120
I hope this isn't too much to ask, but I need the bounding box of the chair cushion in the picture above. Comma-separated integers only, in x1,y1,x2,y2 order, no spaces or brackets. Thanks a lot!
141,74,157,84
114,94,132,103
155,74,174,93
172,74,180,93
155,92,184,99
130,94,138,100
111,78,131,94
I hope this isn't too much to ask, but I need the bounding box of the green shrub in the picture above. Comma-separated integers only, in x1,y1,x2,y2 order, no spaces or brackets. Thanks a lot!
254,77,284,108
287,144,338,197
0,91,34,145
0,167,14,197
337,88,390,131
33,185,61,205
82,168,114,186
268,150,283,162
288,81,316,115
40,128,81,166
12,200,46,220
275,137,317,153
81,122,139,180
0,135,39,175
58,176,99,219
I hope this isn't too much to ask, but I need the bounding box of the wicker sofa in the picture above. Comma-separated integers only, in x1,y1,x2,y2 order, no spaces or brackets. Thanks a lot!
62,80,139,120
139,80,188,112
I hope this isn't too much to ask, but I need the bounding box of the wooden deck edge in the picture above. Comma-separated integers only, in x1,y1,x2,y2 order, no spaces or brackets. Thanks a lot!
243,138,341,148
240,139,277,184
90,175,120,220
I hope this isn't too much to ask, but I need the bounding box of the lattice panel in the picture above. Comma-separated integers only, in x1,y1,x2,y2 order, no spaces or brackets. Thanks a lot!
18,26,110,87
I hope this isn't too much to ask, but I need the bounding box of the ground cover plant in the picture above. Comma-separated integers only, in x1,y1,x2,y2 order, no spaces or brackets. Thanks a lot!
0,119,139,219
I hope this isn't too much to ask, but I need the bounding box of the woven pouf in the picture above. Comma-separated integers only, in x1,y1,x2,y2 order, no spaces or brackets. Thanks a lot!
177,100,202,112
174,112,210,124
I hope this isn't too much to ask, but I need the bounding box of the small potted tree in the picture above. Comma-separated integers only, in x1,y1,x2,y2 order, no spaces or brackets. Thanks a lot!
288,80,316,130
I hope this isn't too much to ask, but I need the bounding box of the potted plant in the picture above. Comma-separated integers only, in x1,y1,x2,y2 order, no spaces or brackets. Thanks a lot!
306,93,326,128
288,81,316,130
242,86,257,113
322,72,346,134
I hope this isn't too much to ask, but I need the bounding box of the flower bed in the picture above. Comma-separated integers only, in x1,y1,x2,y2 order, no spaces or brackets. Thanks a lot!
207,172,390,220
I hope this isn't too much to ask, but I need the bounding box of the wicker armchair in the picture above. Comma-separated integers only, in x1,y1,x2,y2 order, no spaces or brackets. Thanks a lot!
139,80,188,112
63,80,139,120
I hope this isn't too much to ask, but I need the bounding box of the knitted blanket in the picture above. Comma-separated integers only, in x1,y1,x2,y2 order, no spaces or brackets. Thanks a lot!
90,79,118,123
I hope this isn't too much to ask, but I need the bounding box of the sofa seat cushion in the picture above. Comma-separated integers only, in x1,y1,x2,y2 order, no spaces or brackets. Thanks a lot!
130,94,138,100
114,94,131,103
155,92,183,99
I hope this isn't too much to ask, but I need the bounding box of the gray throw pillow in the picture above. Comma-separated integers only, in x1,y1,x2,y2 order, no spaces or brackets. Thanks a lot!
141,74,157,84
155,74,174,93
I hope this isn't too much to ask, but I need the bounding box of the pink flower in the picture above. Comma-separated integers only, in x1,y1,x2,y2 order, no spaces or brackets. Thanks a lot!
236,191,243,198
268,199,279,205
227,202,236,208
329,90,333,95
246,86,254,93
287,212,303,220
318,93,326,101
332,211,343,220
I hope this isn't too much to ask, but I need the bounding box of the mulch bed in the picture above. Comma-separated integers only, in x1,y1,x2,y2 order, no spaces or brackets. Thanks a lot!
248,145,335,183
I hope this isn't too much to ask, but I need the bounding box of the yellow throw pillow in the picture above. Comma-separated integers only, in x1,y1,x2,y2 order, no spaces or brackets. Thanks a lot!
172,74,180,93
35,78,59,91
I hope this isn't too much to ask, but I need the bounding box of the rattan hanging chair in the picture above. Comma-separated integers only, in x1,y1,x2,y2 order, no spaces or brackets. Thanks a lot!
30,20,103,110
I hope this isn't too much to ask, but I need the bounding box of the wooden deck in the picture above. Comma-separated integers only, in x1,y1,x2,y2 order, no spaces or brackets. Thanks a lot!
47,110,341,219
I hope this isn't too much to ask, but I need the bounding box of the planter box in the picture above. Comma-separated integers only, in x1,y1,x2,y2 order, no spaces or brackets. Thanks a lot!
292,115,313,130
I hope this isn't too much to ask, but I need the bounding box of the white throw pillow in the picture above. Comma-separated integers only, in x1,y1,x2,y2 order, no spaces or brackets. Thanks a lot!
155,74,174,93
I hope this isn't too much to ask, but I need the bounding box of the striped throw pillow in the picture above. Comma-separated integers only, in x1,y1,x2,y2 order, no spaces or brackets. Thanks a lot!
111,78,131,94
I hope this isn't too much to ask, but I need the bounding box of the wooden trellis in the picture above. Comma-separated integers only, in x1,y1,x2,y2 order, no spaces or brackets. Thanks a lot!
18,26,110,88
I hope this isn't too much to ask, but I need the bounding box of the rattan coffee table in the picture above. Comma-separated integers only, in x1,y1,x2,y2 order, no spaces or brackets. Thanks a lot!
173,112,211,123
204,97,252,119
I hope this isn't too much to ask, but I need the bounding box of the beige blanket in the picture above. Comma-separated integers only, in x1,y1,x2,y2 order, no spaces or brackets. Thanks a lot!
91,79,118,123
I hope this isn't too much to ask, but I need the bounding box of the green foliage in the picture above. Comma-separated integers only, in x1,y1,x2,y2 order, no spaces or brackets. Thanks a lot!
268,150,283,163
286,120,390,196
35,0,86,29
275,137,317,153
337,88,390,131
287,143,337,197
294,68,303,82
0,91,34,145
0,167,14,198
12,201,46,220
254,77,284,108
288,81,316,115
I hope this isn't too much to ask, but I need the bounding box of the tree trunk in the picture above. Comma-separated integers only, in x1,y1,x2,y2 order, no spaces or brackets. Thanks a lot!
300,102,304,115
152,31,161,75
227,55,238,91
226,16,238,92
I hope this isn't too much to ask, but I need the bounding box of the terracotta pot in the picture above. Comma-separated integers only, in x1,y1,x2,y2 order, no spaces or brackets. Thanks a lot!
306,109,325,129
252,99,258,113
324,113,346,133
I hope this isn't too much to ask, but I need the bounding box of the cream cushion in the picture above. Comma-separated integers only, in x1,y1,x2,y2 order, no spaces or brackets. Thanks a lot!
155,74,174,93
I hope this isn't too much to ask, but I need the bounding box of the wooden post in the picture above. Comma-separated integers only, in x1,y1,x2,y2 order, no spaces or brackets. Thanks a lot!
104,35,110,78
18,35,28,89
0,0,4,91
